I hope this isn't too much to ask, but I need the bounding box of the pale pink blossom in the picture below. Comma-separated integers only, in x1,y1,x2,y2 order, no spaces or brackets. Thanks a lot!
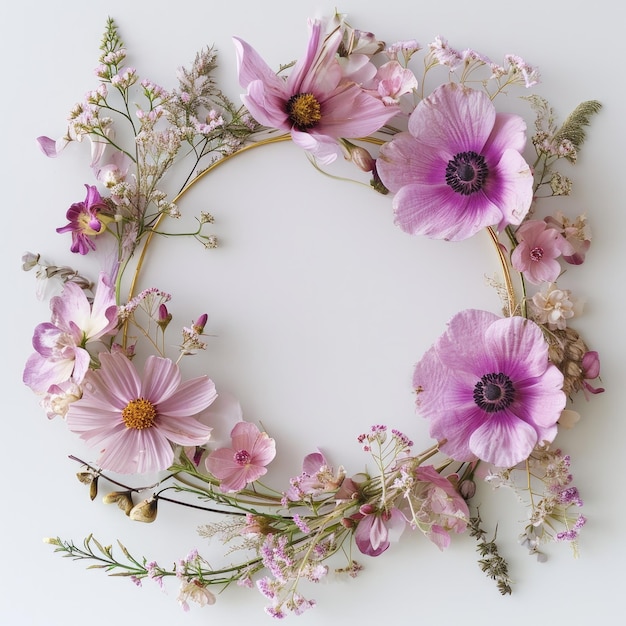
511,220,575,284
374,61,418,105
205,421,276,491
23,272,118,394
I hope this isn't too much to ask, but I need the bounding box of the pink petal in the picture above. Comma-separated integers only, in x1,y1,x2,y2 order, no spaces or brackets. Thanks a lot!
408,83,496,153
469,414,537,467
157,376,217,418
141,356,182,404
488,149,533,229
233,37,286,93
157,414,212,446
483,316,549,381
97,352,142,407
483,113,528,157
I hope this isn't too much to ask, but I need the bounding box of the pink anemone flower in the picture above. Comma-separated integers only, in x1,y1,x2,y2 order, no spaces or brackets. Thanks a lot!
234,20,398,164
65,352,216,474
376,83,533,241
413,309,565,468
57,185,112,255
205,421,276,492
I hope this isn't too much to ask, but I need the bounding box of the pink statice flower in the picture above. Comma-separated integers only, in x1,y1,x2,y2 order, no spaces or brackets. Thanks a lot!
234,19,398,164
205,421,276,492
413,309,566,468
511,219,574,284
411,466,469,550
65,352,215,474
351,504,405,557
377,83,533,241
23,272,118,394
56,185,112,255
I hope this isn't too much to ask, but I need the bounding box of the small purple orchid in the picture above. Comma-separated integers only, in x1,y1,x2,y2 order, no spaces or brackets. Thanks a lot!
57,185,112,255
413,309,566,468
377,83,533,241
23,272,118,394
234,20,398,164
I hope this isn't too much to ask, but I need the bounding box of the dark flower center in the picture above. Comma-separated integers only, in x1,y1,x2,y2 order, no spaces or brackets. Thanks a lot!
286,93,322,131
234,449,252,465
530,246,544,261
473,373,515,413
445,151,489,195
122,398,157,429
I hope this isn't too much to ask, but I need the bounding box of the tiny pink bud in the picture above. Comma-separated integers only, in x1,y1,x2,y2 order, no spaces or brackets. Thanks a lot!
193,313,208,334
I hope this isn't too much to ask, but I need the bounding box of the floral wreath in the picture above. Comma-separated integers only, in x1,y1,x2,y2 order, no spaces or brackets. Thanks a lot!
23,13,604,619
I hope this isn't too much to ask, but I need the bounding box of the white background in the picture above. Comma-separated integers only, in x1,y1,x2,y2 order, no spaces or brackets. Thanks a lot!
2,0,623,624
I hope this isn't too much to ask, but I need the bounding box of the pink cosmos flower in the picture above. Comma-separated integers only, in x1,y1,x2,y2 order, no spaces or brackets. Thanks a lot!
511,219,574,284
413,309,565,468
205,421,276,492
23,272,118,394
376,83,533,241
57,185,112,255
234,20,398,164
65,352,215,474
351,504,405,556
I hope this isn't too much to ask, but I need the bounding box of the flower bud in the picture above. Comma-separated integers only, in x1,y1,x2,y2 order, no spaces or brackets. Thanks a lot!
103,490,135,515
192,313,208,334
129,497,158,523
157,304,172,331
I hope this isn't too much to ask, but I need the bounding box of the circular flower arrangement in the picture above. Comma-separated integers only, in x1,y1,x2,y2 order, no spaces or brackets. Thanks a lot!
23,14,604,618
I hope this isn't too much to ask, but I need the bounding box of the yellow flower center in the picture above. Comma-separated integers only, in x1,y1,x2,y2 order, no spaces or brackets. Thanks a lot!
122,398,157,430
286,93,322,130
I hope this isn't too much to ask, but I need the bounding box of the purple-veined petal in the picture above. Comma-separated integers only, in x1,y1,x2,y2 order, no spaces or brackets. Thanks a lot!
469,413,538,467
408,83,496,153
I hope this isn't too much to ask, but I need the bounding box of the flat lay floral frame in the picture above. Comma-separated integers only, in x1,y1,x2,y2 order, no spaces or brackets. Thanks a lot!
19,9,605,619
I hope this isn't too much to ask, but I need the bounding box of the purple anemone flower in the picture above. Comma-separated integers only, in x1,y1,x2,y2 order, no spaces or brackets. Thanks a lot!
376,83,533,241
57,184,111,254
413,309,565,468
234,20,398,164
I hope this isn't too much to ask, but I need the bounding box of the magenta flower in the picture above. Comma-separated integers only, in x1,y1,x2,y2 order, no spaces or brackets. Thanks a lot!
234,20,398,164
511,219,575,284
65,352,215,474
23,272,118,394
413,309,565,468
352,504,405,556
57,185,112,254
205,421,276,492
376,83,533,241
